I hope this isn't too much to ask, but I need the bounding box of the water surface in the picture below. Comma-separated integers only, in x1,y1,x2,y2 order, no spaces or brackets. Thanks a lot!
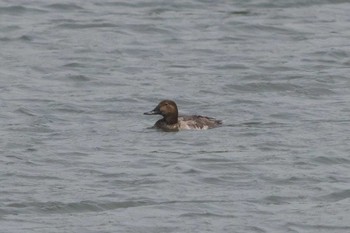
1,0,350,232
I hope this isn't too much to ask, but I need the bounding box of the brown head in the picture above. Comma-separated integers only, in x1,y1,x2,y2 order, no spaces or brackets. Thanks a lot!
144,100,179,124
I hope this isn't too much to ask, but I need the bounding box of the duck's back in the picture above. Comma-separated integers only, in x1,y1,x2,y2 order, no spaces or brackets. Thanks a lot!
178,115,222,130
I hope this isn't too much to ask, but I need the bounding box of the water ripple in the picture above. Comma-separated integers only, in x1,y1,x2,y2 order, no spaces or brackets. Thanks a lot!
0,5,47,14
319,189,350,202
45,3,83,11
6,200,152,214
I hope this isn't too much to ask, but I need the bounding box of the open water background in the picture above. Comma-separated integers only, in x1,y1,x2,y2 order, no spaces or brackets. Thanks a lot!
1,0,350,232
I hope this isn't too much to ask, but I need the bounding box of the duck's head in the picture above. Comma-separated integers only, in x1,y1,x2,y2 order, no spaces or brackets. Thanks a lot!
144,100,178,124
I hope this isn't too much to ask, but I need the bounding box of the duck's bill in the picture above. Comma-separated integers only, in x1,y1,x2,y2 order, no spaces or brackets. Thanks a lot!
144,109,160,115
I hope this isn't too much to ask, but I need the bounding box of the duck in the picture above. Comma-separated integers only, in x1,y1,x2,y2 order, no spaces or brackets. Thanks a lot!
144,100,222,131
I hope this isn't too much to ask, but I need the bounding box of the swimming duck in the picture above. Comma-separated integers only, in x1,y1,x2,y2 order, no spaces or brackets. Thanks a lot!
144,100,222,131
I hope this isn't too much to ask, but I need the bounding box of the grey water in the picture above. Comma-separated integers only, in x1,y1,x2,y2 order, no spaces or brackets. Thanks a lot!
1,0,350,232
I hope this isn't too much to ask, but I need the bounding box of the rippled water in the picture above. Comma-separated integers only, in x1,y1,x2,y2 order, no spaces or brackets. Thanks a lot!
1,0,350,232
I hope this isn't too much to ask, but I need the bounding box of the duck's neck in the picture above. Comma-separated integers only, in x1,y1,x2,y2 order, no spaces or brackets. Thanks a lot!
164,114,178,125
